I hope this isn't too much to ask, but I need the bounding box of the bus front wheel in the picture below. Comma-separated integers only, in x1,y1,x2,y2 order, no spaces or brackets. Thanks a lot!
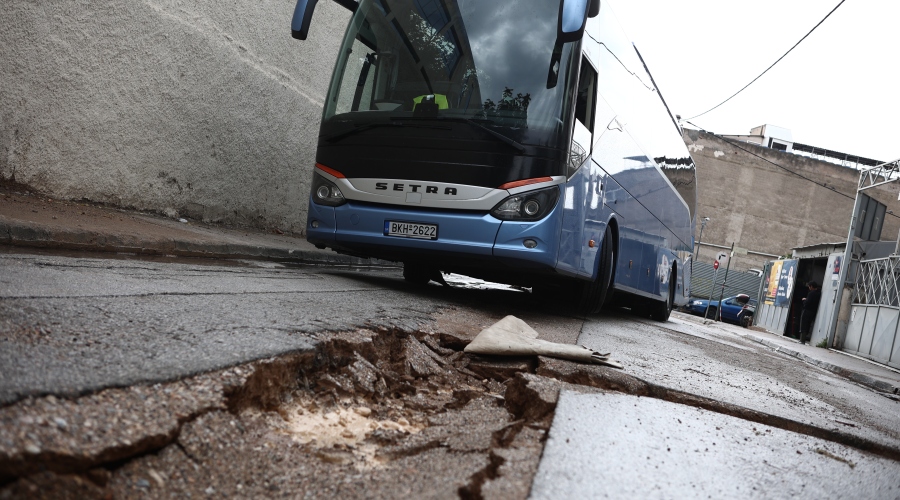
403,262,433,285
576,226,615,315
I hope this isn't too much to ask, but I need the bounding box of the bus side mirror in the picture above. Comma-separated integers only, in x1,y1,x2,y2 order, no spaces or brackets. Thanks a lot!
291,0,319,40
548,0,599,87
292,0,358,40
557,0,599,44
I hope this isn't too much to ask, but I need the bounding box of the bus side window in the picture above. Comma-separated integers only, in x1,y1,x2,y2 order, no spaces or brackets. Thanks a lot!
574,57,598,136
570,57,598,176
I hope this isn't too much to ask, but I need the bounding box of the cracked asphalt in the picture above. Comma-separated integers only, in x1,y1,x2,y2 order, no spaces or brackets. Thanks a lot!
0,252,438,404
3,250,900,498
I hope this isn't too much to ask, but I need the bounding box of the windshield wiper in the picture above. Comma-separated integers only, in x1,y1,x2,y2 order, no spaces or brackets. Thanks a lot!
323,122,404,143
395,116,527,154
323,121,451,143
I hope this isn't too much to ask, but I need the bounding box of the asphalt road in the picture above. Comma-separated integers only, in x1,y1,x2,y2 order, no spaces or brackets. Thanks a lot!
4,250,900,498
0,251,444,404
0,250,569,405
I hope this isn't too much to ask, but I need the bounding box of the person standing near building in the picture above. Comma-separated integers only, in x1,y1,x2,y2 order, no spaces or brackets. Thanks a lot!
800,281,821,344
790,281,809,339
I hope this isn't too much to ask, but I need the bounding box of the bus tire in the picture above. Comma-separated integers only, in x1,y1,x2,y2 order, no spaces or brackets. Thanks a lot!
403,262,432,285
649,265,675,322
576,226,615,315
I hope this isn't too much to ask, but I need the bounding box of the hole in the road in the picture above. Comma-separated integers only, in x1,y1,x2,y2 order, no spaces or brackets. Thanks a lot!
226,327,547,496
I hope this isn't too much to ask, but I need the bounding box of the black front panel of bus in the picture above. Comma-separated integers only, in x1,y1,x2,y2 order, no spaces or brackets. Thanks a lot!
316,143,565,189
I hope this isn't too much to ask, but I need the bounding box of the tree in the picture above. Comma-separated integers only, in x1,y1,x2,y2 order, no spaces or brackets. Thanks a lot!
480,87,531,128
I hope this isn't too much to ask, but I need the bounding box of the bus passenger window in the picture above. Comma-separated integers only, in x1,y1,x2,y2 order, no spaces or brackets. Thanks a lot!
570,57,598,176
574,58,598,132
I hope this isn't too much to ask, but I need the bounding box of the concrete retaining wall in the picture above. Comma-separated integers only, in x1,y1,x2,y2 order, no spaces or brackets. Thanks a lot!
1,0,350,233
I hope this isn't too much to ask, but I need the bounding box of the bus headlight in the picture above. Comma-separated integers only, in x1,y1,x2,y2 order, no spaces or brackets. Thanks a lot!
311,172,346,207
491,186,560,221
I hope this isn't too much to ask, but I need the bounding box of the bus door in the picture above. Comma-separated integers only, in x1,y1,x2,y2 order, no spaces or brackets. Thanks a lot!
558,56,602,278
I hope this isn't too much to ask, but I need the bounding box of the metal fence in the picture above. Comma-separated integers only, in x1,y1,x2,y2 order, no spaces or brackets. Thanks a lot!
690,261,762,301
853,256,900,307
845,256,900,369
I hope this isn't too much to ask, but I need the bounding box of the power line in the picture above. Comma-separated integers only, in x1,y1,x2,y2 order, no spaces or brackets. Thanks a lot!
685,0,847,121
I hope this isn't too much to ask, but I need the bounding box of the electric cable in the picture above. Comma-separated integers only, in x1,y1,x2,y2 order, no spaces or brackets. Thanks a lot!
685,0,847,121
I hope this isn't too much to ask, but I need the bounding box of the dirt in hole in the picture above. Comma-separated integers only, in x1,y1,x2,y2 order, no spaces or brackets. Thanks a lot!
1,326,557,499
239,327,548,496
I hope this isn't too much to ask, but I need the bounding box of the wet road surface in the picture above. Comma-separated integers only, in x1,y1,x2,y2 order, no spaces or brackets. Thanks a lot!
534,391,900,499
3,250,900,497
579,314,900,450
0,253,434,404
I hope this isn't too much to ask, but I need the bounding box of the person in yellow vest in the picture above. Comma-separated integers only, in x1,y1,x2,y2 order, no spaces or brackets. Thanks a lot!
412,94,448,111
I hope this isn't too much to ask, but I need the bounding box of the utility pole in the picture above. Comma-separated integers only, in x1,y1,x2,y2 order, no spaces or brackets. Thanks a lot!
715,243,735,322
705,264,719,320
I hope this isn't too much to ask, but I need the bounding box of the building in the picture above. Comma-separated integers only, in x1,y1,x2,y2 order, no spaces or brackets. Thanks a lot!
723,124,793,153
684,127,900,274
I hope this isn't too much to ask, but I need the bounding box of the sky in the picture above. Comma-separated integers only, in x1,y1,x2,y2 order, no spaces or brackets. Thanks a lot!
604,0,900,163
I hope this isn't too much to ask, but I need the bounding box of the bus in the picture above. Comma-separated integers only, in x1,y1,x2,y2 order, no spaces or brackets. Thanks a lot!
291,0,697,320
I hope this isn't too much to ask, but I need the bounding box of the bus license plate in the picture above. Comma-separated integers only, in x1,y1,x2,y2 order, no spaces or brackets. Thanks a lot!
384,221,438,240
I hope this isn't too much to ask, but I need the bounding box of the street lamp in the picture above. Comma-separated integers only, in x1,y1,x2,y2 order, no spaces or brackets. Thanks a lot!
694,217,710,262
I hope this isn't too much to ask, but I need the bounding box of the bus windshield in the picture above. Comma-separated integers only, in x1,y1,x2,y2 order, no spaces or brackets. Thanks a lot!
322,0,576,151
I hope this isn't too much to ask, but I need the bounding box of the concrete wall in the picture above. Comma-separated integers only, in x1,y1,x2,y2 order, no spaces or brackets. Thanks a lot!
685,130,900,272
1,0,351,233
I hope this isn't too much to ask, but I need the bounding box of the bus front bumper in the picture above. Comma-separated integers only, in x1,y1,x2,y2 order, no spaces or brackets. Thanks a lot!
306,200,562,272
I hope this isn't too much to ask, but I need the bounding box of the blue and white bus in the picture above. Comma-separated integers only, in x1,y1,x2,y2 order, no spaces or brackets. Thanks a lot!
292,0,697,320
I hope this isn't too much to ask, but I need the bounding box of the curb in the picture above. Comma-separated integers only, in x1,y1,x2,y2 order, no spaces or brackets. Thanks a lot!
0,219,395,268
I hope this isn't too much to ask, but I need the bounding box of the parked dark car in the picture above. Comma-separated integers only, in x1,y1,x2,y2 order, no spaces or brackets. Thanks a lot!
685,294,756,324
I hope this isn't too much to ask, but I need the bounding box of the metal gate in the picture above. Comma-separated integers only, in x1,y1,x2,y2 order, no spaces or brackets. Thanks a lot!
690,261,762,300
843,256,900,369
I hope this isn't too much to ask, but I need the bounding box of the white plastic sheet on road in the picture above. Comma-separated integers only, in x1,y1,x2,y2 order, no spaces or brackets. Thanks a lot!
464,315,623,369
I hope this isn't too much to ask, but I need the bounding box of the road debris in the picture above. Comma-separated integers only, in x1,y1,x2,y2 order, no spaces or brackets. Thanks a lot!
464,316,623,369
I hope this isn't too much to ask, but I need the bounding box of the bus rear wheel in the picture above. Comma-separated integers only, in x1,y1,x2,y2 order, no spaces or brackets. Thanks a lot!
576,226,615,315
